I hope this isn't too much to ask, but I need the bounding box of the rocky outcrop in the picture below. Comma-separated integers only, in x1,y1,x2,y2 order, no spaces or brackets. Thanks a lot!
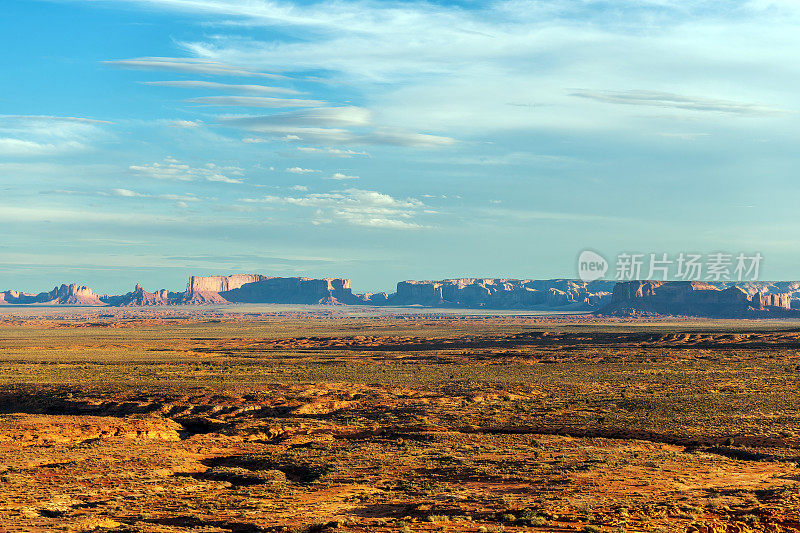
360,292,389,305
599,280,797,317
178,290,229,305
758,292,792,309
387,279,615,309
101,285,177,307
0,414,181,445
188,274,266,293
219,277,360,305
170,275,359,305
1,284,104,306
3,275,800,313
52,284,105,305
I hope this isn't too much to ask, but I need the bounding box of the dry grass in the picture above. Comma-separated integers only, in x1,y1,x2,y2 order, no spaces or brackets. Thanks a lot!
1,313,800,531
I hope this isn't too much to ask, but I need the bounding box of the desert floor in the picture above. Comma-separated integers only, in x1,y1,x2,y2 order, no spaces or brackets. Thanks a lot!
2,310,800,532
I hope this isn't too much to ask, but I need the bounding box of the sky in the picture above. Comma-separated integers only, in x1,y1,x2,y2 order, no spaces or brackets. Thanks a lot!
2,0,800,294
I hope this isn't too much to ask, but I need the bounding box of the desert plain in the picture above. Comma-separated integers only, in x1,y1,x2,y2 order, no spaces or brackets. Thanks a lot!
2,308,800,532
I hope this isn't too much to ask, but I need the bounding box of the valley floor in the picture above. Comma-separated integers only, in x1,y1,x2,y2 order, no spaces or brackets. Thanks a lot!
1,312,800,532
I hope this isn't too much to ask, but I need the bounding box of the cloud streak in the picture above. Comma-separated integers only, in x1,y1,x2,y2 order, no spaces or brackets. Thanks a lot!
129,157,245,183
111,188,201,203
240,188,427,229
221,106,455,147
104,57,285,78
325,172,359,180
222,107,372,129
185,95,325,108
1,115,113,124
143,80,299,94
286,167,319,174
570,90,788,115
0,115,110,157
296,146,370,158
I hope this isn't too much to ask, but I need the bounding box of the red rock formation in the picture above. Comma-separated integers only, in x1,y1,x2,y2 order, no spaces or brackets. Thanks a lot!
188,274,266,293
758,292,792,309
1,285,104,305
178,290,229,305
600,280,794,317
102,285,175,306
389,279,614,309
219,277,360,304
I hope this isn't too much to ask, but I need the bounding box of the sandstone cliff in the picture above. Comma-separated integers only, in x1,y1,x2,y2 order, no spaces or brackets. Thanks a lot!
188,274,266,293
1,284,104,306
101,285,178,307
387,278,615,309
4,275,800,313
599,280,796,317
178,290,230,305
218,277,360,305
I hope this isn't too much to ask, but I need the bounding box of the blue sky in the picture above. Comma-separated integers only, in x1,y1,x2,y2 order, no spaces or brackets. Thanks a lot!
2,0,800,294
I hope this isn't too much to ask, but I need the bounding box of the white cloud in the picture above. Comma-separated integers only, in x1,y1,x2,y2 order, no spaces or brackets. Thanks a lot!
364,129,457,148
286,167,319,174
235,125,456,148
111,0,800,141
222,107,371,129
103,56,284,78
296,146,370,158
570,90,788,115
240,188,426,229
220,106,455,147
325,172,359,180
185,95,325,107
111,188,202,203
290,184,308,191
168,119,204,128
112,188,142,197
0,115,109,157
205,173,244,184
143,80,299,94
129,157,245,183
0,138,85,156
1,115,113,125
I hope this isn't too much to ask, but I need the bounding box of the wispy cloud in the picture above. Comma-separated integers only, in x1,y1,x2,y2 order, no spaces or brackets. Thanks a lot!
143,80,299,94
94,0,800,141
185,95,325,108
33,187,202,210
1,115,113,124
129,157,245,183
0,115,109,156
222,106,454,147
325,172,359,180
0,138,85,156
296,146,370,158
103,56,284,78
111,188,201,203
570,90,788,115
286,167,319,174
168,119,204,128
222,107,371,129
240,188,427,229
